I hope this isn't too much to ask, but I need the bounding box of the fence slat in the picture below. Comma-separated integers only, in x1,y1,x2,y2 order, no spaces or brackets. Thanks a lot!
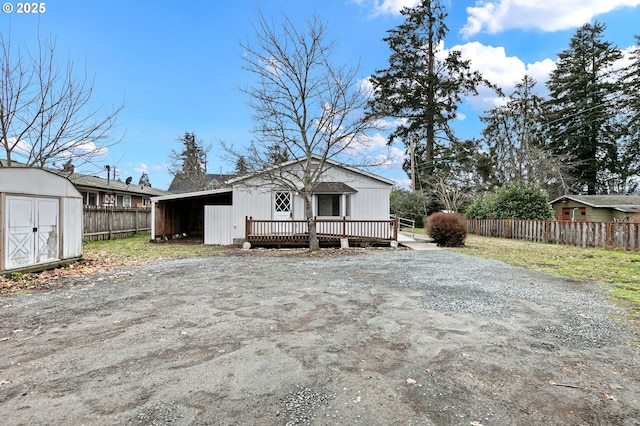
467,219,638,251
83,207,151,241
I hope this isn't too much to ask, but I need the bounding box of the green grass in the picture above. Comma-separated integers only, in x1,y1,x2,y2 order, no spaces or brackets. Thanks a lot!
84,234,224,261
452,235,640,310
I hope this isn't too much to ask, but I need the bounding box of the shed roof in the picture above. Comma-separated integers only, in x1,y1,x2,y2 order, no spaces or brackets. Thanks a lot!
0,168,81,198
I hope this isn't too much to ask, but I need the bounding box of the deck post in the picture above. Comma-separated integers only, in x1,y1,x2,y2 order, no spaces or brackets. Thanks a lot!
342,216,346,238
246,216,251,239
393,216,398,241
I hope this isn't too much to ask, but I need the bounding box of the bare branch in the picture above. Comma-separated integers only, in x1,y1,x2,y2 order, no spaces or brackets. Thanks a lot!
0,32,124,169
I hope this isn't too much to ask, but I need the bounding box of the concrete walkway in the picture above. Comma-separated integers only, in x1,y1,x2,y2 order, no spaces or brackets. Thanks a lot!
397,231,440,250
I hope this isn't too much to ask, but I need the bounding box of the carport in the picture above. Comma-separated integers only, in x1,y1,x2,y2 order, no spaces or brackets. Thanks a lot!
151,189,233,244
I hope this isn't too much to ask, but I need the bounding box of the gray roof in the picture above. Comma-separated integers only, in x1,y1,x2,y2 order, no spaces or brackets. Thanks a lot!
551,194,640,213
228,155,395,186
311,182,358,193
67,173,171,197
1,159,171,196
167,173,236,193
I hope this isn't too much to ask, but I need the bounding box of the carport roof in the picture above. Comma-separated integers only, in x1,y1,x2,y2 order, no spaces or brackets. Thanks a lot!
151,187,233,202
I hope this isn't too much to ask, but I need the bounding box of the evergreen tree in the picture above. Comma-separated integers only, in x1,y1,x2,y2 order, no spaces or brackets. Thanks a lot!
138,172,151,187
235,155,248,176
619,34,640,193
544,22,623,194
367,0,494,186
168,132,212,191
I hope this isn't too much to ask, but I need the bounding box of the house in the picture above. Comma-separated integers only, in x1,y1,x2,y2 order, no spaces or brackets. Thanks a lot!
550,194,640,222
0,168,83,273
167,172,236,193
151,156,395,246
68,172,171,208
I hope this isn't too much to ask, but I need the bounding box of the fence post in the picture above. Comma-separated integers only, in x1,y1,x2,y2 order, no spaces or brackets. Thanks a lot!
108,208,113,240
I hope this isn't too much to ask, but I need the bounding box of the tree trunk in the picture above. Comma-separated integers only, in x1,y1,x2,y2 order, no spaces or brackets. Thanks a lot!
305,195,319,250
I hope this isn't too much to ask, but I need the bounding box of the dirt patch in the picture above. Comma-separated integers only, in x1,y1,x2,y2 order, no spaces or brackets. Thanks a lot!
0,250,638,425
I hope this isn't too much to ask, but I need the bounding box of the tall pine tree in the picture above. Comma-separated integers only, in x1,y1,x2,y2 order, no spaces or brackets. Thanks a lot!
168,132,212,191
618,34,640,192
544,22,623,194
367,0,493,188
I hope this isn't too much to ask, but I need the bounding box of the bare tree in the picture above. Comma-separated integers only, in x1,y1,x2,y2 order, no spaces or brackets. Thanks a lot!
432,175,468,213
0,33,124,168
228,12,378,250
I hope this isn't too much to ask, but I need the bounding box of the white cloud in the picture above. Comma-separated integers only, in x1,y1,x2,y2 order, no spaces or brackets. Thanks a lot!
462,0,640,37
351,0,420,16
134,163,149,173
448,42,556,111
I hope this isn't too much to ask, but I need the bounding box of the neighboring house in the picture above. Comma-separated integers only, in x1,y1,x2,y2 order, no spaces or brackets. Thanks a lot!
0,168,83,273
68,172,171,208
151,156,395,246
1,159,170,207
550,194,640,222
167,172,236,193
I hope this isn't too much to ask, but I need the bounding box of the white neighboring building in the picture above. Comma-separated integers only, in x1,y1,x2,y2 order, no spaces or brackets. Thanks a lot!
0,168,83,273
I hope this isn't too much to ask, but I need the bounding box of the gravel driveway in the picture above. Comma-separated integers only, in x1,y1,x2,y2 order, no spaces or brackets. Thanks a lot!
1,249,638,425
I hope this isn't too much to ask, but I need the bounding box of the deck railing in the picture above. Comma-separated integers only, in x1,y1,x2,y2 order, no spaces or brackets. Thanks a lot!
245,216,399,244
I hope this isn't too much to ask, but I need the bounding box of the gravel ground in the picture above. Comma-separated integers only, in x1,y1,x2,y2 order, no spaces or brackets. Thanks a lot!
0,249,639,425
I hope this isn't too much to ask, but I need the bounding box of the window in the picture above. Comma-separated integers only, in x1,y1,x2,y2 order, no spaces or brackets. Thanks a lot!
82,191,98,206
274,191,291,212
317,194,341,216
561,207,586,221
116,195,131,207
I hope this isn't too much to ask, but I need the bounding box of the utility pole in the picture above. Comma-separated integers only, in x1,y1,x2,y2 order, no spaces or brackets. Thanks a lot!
410,135,416,192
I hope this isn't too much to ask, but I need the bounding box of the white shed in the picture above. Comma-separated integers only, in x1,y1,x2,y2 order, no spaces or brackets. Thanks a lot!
0,168,83,273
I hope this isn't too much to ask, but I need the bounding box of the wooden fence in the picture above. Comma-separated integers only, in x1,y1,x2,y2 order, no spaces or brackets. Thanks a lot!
83,207,152,241
466,219,640,251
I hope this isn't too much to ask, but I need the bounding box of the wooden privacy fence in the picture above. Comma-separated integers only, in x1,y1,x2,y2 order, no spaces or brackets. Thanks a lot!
246,216,399,245
83,207,152,241
466,219,640,251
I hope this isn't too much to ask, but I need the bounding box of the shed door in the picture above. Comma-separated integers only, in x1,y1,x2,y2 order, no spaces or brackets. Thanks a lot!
6,196,59,269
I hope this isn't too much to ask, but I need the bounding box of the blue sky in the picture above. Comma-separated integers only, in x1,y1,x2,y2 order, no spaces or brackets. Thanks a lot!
2,0,640,189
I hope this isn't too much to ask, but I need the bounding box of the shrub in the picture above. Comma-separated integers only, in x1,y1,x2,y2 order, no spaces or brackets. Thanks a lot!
464,182,554,220
426,212,467,247
464,196,491,219
390,188,430,228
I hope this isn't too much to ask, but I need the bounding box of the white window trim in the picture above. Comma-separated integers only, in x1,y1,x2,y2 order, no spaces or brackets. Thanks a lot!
315,193,351,218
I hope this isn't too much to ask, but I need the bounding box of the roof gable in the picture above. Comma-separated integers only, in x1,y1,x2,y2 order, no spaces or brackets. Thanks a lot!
228,155,394,186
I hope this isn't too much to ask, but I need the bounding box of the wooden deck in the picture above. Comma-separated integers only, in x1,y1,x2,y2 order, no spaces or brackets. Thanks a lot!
245,216,399,247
